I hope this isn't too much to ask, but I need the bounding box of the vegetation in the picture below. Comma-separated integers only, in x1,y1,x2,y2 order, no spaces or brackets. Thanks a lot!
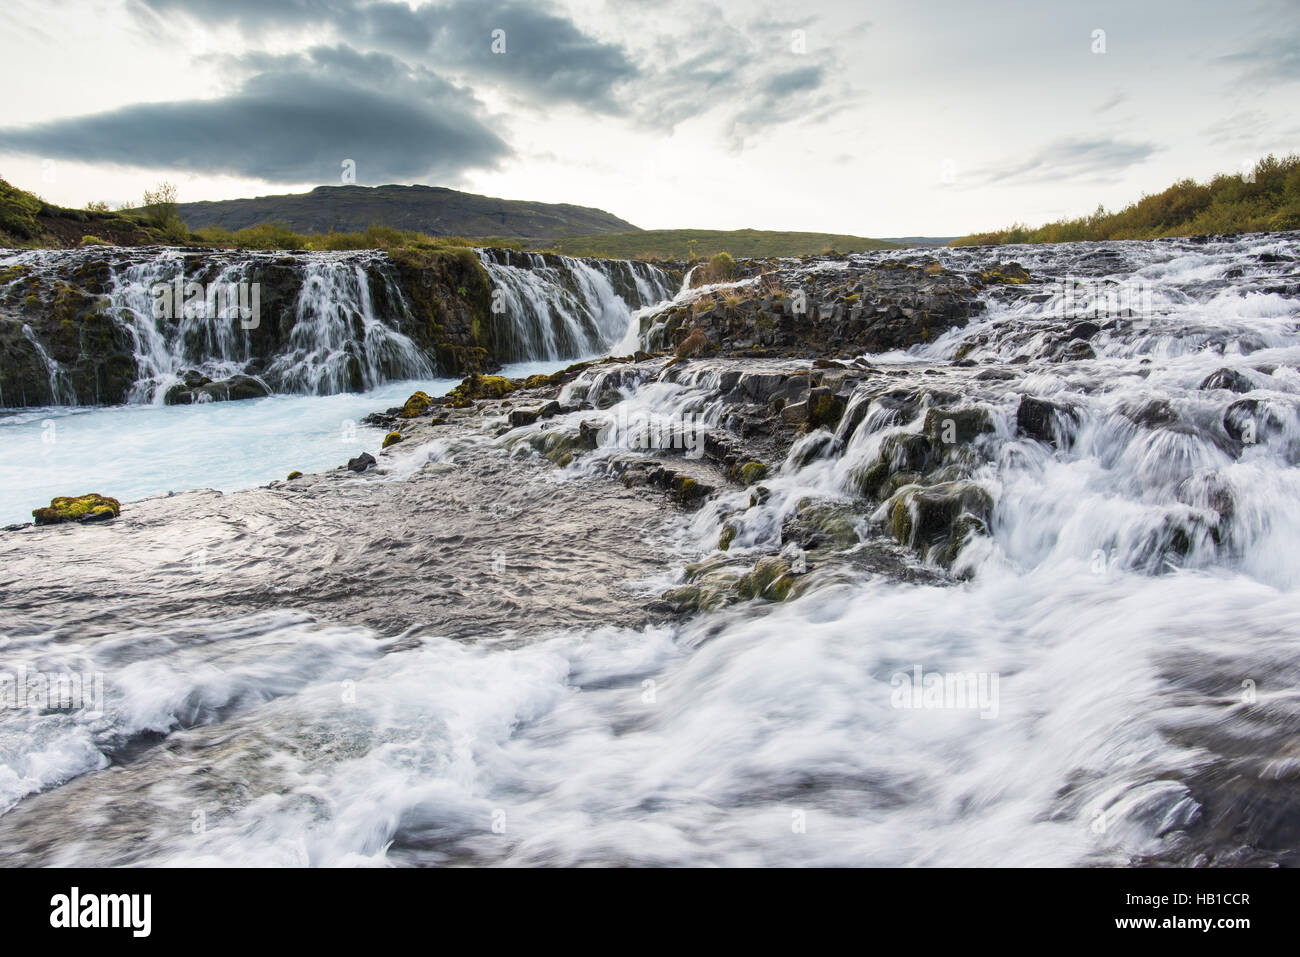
0,176,45,238
507,228,900,260
953,154,1300,246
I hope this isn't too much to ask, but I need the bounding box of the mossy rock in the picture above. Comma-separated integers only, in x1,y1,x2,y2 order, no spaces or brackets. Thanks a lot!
286,471,303,480
790,499,861,551
808,392,846,429
399,390,431,418
923,407,994,447
382,431,403,449
737,556,796,602
444,373,518,407
718,523,738,551
886,481,993,565
32,493,121,526
738,461,768,485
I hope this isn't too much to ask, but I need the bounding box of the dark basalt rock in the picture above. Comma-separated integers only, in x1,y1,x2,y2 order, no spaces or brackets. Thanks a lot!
347,452,376,472
1199,368,1254,394
164,374,271,405
1017,396,1079,446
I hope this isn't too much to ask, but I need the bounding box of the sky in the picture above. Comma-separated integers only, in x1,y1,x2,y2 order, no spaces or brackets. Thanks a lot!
1,0,1297,237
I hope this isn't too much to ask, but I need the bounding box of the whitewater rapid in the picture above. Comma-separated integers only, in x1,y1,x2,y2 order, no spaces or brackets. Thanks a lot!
2,232,1299,866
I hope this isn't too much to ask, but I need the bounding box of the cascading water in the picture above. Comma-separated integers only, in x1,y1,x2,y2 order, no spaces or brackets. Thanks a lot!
0,246,675,408
4,232,1300,867
476,248,674,361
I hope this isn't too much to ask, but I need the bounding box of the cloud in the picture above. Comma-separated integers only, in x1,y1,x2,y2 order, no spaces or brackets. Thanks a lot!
969,137,1161,187
0,46,509,183
133,0,639,110
1093,91,1126,115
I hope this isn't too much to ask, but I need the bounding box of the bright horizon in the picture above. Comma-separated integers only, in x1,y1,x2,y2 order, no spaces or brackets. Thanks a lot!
2,0,1298,237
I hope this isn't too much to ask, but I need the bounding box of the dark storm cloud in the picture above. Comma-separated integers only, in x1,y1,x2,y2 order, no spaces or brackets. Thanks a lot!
0,47,509,183
971,137,1161,186
133,0,638,109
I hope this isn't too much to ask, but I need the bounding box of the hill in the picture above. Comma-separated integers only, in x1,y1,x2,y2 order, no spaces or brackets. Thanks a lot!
952,154,1300,246
172,184,639,239
507,228,901,260
0,176,155,247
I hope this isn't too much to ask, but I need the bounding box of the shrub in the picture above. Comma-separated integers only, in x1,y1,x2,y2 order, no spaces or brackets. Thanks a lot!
953,153,1300,246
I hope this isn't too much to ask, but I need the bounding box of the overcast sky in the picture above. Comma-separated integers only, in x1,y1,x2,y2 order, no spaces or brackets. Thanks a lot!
2,0,1297,236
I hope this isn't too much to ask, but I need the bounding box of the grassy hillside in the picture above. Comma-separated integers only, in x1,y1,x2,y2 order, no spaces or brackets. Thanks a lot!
953,154,1300,246
3,176,900,261
0,176,156,247
502,228,901,260
172,184,638,239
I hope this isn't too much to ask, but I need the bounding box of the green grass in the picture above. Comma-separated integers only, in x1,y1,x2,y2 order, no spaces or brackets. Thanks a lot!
953,154,1300,246
499,228,901,260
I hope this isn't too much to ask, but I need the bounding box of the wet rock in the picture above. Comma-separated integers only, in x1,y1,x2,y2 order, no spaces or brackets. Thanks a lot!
1223,397,1285,445
782,499,861,552
1016,396,1078,446
885,481,993,567
923,407,994,446
1199,368,1254,394
347,452,376,472
1122,398,1178,429
382,431,403,449
164,374,271,405
1058,340,1097,361
737,556,797,601
508,407,542,428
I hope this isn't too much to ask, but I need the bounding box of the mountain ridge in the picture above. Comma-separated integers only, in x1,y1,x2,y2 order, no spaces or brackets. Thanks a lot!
175,184,641,239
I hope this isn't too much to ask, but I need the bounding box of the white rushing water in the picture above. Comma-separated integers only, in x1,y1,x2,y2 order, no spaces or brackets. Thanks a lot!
3,233,1299,866
1,246,674,407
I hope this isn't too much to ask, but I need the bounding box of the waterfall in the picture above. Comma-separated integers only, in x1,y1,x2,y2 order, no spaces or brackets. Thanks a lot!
0,246,675,407
475,248,674,361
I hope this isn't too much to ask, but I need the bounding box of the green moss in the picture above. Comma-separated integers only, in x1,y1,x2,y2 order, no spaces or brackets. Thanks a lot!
718,523,738,551
286,471,303,480
382,431,403,449
399,390,431,418
32,493,121,525
444,373,518,407
738,461,768,485
808,392,846,429
737,556,796,601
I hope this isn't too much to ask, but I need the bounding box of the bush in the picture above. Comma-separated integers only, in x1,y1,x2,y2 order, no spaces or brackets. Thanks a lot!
703,251,736,283
952,153,1300,246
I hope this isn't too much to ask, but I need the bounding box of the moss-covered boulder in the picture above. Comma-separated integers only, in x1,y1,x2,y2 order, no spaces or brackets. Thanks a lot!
32,493,121,525
382,431,403,448
737,556,797,602
885,481,992,567
443,374,518,408
398,391,431,418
